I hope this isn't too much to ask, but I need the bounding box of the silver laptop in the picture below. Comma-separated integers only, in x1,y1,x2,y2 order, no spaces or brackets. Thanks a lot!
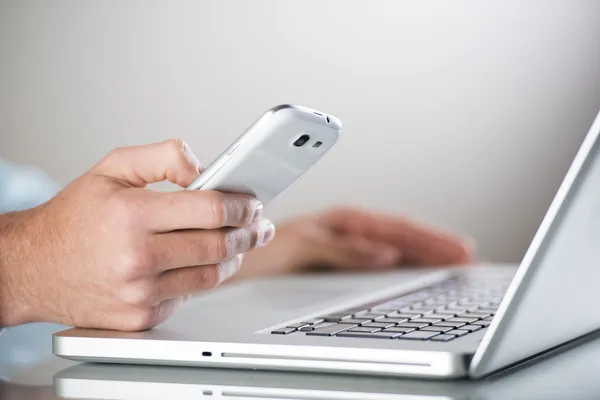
53,330,600,400
53,110,600,379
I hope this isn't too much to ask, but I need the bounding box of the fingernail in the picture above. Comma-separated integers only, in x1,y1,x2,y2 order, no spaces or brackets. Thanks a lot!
258,219,276,247
219,255,243,283
181,142,203,172
253,203,264,222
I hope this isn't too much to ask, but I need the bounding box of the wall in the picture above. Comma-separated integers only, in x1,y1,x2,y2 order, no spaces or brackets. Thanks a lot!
1,0,600,262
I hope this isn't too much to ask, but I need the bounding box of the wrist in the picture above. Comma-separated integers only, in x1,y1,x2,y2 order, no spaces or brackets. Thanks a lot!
0,211,36,327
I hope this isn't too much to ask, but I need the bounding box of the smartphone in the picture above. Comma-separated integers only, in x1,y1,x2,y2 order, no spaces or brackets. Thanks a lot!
186,104,342,205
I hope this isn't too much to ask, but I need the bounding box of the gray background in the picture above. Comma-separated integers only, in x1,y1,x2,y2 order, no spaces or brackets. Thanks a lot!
1,0,600,262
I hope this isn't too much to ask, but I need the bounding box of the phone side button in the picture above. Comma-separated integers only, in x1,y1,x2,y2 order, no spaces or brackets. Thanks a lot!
226,141,241,156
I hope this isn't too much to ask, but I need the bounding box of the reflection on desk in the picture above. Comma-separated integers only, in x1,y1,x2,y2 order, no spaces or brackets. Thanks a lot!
53,332,600,400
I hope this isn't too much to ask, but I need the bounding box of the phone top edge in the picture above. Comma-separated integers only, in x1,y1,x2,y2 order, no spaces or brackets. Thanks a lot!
186,104,342,192
271,104,343,135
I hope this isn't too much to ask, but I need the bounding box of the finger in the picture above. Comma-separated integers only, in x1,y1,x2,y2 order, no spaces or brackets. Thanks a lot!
93,139,203,188
150,218,275,271
128,189,264,231
322,208,474,265
378,220,474,265
313,235,402,270
156,255,243,301
152,296,188,327
120,296,188,331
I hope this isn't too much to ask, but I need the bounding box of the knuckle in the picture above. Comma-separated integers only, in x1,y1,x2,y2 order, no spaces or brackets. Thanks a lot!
249,225,261,249
205,191,225,226
108,146,127,159
110,193,148,227
209,230,233,261
216,255,242,285
125,308,159,331
98,147,127,169
118,280,157,307
114,248,154,282
165,138,187,162
199,265,220,289
239,197,256,225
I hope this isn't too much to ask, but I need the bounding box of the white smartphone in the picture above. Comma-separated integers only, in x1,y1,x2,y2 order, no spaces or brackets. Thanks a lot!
186,104,342,205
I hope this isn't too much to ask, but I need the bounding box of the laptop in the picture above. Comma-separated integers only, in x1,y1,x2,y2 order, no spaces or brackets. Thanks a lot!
53,109,600,379
54,329,600,400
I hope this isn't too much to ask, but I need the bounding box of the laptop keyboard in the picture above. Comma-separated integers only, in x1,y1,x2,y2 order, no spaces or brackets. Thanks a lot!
271,273,512,342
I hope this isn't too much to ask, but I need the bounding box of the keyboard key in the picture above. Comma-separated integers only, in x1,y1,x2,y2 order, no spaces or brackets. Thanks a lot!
420,326,453,333
354,312,386,320
431,334,456,342
434,321,467,328
271,328,296,335
427,313,456,320
342,318,374,324
337,331,405,339
388,312,423,319
463,312,492,319
451,310,469,316
397,322,429,329
299,326,316,332
310,322,336,330
348,326,382,333
446,317,479,324
361,322,396,329
302,318,324,325
360,309,391,315
306,323,358,336
378,317,409,324
483,316,494,321
471,320,491,327
381,327,416,334
397,331,440,340
408,307,437,314
446,329,469,337
410,318,442,325
321,314,352,322
286,323,308,329
461,324,483,332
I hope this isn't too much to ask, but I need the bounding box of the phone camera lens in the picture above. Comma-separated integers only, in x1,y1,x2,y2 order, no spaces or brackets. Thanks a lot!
293,134,310,147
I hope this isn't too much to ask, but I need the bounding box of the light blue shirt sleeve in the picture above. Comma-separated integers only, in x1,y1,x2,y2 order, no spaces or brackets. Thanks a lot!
0,158,60,337
0,158,60,213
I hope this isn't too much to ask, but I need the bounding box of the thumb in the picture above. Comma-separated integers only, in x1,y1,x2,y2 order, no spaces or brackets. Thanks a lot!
92,139,203,188
313,236,403,270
